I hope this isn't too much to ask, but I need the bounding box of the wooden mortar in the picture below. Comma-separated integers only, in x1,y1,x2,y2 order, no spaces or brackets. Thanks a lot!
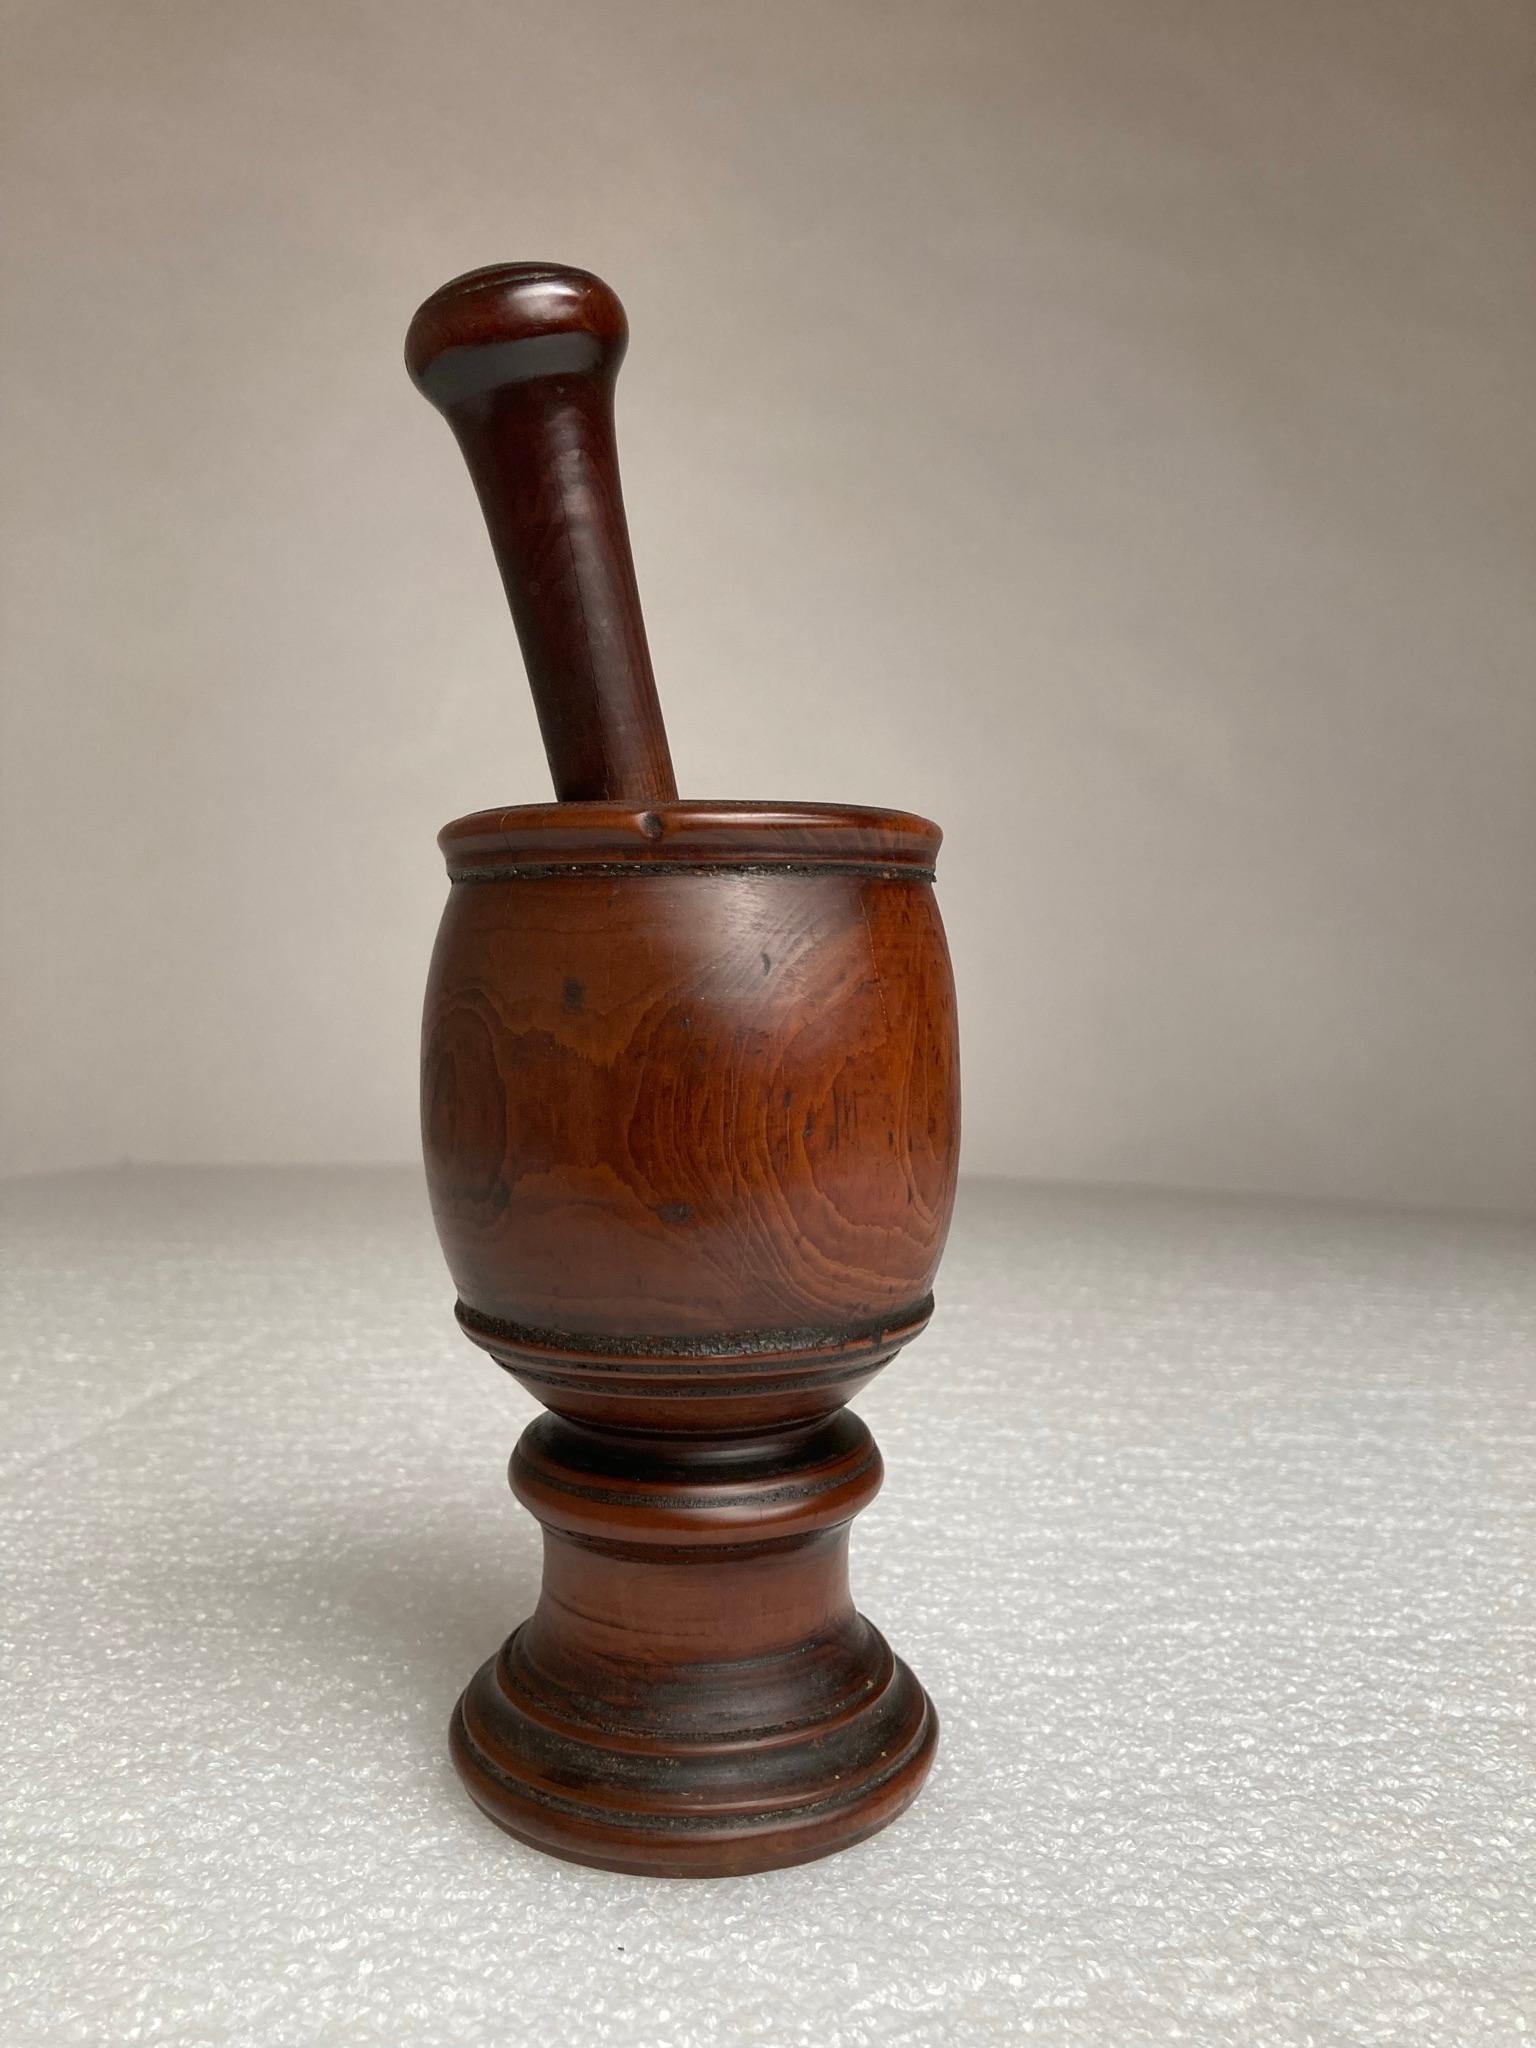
407,264,960,1877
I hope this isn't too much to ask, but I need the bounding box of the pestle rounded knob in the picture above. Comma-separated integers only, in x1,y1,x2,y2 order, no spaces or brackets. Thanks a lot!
406,263,677,804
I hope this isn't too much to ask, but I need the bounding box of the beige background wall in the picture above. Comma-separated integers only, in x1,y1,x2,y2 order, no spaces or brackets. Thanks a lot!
3,0,1533,1212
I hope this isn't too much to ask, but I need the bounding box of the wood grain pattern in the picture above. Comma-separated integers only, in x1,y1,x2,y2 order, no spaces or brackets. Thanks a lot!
452,1407,937,1877
425,812,955,1353
423,804,958,1872
406,265,676,804
408,263,960,1875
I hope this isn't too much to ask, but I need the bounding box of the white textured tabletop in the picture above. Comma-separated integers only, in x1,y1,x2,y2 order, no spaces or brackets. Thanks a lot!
3,1169,1532,2046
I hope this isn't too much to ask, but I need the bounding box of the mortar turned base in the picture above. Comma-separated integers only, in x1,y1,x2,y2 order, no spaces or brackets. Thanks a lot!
448,1409,938,1877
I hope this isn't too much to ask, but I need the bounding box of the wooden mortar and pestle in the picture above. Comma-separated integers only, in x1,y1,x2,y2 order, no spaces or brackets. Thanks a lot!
407,264,961,1877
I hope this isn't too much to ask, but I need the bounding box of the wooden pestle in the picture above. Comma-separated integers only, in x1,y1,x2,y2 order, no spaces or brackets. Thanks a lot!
405,263,678,804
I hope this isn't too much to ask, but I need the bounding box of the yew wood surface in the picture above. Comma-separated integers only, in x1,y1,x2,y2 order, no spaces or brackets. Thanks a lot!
408,263,959,1874
407,264,676,805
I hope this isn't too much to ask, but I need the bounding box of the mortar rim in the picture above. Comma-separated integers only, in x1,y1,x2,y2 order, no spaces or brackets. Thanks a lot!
438,799,942,879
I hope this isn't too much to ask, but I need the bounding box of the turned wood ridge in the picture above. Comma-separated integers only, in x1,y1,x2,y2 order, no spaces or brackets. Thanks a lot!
407,263,960,1877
